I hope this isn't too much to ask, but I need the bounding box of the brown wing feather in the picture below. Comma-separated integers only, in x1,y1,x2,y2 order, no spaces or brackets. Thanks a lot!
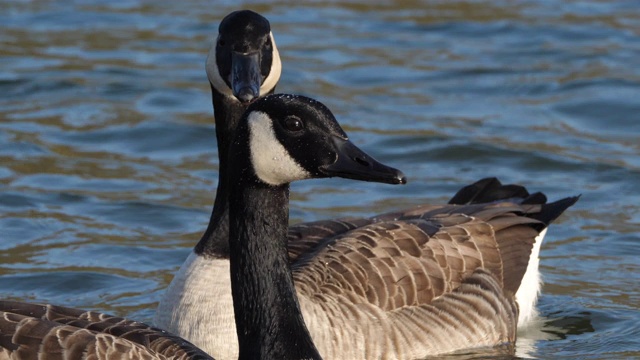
288,178,577,301
290,187,576,357
287,217,375,261
0,301,213,360
285,200,471,262
292,201,548,312
387,268,519,355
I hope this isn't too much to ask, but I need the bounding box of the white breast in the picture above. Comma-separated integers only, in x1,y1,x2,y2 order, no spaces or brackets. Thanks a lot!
154,252,238,359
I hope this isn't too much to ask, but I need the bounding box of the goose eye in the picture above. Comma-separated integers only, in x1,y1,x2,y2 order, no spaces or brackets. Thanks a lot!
284,117,303,132
218,39,226,47
265,37,272,48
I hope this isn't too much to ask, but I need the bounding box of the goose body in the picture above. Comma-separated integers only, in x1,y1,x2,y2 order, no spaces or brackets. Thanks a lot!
153,10,578,360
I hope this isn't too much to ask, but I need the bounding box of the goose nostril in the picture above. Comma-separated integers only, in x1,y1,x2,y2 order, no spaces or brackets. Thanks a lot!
354,157,370,167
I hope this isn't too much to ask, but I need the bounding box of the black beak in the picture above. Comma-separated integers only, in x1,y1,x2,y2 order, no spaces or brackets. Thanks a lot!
319,137,407,185
231,52,261,103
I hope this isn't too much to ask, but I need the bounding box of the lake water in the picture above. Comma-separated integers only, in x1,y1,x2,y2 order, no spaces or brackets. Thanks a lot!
1,1,638,359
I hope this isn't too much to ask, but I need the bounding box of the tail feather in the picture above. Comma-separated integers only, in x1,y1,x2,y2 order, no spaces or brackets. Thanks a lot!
528,195,581,228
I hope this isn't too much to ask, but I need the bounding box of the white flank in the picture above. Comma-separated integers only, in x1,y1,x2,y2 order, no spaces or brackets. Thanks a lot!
515,227,547,327
205,32,281,99
154,252,238,359
248,111,310,186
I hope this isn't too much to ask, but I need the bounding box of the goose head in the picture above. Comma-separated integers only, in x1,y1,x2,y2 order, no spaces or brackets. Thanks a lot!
235,94,407,186
206,10,282,104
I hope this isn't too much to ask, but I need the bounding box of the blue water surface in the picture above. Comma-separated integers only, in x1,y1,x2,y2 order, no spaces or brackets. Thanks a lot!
1,1,639,359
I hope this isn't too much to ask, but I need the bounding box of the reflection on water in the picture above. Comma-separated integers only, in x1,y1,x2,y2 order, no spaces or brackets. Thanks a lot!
1,1,639,359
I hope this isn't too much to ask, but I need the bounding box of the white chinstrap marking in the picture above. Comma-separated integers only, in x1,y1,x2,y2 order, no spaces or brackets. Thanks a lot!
515,227,547,326
261,32,281,95
205,32,281,99
205,38,232,97
154,252,237,359
248,111,310,186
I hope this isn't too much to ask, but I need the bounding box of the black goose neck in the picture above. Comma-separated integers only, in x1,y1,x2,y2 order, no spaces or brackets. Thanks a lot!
194,85,247,258
195,84,278,258
228,155,321,360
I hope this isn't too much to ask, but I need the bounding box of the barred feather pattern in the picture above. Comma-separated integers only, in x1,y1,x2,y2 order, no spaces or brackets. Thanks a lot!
0,301,213,360
298,269,517,359
290,201,548,359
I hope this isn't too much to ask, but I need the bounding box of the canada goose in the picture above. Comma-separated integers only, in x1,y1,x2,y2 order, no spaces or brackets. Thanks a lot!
154,10,284,352
226,94,406,360
154,10,579,360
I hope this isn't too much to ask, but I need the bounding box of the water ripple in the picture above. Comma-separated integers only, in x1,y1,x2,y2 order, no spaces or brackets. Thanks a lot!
1,1,639,359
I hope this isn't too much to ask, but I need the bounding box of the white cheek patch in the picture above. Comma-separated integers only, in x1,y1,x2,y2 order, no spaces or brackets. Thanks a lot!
260,32,281,96
205,32,282,99
205,37,234,98
248,112,310,186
